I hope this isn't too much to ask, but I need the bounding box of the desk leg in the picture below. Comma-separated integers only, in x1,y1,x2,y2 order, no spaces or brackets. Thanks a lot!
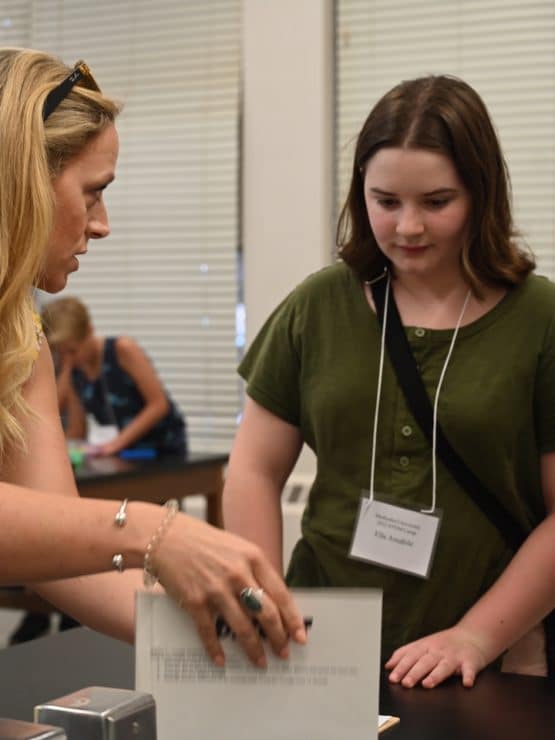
205,465,224,529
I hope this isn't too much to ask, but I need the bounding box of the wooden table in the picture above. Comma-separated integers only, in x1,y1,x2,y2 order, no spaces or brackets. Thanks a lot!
0,452,227,614
74,451,227,527
1,627,554,738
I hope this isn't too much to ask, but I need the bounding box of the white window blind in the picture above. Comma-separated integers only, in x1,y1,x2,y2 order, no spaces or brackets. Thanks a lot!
336,1,555,277
17,0,242,453
0,3,30,45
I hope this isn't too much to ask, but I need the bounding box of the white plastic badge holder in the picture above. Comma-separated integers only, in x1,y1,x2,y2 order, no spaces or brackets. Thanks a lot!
350,496,442,579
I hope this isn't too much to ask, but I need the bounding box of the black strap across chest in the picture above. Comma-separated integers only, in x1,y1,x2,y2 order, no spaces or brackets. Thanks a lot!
370,275,526,551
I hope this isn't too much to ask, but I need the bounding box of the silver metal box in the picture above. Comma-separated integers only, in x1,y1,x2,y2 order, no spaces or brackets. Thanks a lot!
34,686,156,740
0,718,66,739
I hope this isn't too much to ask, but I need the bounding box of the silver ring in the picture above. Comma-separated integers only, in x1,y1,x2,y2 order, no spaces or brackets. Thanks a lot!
239,587,264,612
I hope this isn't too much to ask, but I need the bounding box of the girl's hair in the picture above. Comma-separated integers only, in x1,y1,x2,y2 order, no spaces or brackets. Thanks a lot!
0,48,120,455
41,296,92,347
337,75,535,289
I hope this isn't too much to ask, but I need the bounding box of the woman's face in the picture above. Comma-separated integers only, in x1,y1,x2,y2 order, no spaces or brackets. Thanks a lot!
363,147,471,283
40,123,119,293
53,328,96,369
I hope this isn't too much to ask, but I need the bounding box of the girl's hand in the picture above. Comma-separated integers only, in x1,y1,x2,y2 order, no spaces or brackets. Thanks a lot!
385,625,489,688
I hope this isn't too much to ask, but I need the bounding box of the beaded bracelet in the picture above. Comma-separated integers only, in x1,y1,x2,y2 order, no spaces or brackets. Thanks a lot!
143,499,179,588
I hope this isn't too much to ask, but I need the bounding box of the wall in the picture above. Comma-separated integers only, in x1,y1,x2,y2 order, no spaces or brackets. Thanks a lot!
242,0,334,476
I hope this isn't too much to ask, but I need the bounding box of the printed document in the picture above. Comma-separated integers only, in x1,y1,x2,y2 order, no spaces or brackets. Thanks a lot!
136,589,382,740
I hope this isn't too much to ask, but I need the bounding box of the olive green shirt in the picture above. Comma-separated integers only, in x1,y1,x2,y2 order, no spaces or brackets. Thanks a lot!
239,263,555,655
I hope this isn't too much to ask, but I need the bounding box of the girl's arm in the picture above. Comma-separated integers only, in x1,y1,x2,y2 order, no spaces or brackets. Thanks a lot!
223,397,304,574
385,453,555,688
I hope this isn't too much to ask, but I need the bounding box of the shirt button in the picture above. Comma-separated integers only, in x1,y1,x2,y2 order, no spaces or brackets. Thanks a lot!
400,456,410,467
401,425,412,437
414,328,426,338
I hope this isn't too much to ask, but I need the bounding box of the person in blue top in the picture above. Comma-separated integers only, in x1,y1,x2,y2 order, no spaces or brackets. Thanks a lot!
42,296,186,457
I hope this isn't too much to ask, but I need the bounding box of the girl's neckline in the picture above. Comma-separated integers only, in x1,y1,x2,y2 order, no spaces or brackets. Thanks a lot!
355,271,520,340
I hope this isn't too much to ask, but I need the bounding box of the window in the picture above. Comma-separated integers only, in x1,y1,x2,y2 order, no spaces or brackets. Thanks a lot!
2,0,242,453
336,1,555,276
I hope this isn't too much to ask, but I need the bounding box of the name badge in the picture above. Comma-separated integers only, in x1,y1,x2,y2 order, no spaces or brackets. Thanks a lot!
349,496,442,579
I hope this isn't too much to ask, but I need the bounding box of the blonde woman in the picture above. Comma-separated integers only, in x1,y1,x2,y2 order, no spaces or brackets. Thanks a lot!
0,48,305,666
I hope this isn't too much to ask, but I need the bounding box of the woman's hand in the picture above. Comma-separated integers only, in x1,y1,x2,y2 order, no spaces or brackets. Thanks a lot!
154,513,307,667
94,439,123,457
385,625,490,688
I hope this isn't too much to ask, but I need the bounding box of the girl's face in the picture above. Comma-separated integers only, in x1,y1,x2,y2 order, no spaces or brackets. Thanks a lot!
40,123,119,293
363,147,471,283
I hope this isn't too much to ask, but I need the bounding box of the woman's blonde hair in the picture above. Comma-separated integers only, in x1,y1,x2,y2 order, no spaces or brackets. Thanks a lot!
0,48,120,455
41,296,92,347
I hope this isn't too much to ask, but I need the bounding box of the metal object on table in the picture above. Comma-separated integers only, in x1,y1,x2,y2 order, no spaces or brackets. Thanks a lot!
0,718,67,739
34,686,156,740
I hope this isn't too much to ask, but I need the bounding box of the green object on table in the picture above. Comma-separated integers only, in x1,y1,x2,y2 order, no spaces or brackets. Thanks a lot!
68,447,85,466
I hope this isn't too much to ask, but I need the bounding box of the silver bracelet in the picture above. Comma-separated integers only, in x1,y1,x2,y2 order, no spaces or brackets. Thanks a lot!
115,498,129,527
143,499,179,588
112,498,129,573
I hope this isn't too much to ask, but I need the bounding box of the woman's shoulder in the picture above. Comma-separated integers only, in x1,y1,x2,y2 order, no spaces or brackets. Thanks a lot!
113,335,139,352
112,336,144,367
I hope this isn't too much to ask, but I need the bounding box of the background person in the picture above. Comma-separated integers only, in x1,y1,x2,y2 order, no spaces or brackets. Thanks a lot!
224,74,555,686
0,47,306,666
42,296,187,458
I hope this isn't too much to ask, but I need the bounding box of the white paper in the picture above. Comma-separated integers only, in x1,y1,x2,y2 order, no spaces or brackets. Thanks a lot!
87,422,118,446
350,497,441,578
136,589,382,740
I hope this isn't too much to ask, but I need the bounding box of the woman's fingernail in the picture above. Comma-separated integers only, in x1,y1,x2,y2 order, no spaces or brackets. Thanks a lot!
257,655,267,669
294,628,307,643
214,654,225,667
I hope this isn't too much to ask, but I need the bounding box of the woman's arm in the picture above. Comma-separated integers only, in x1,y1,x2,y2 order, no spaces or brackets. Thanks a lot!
1,342,306,664
63,376,88,439
53,356,87,439
223,397,304,574
96,336,171,455
55,354,71,408
1,340,149,641
385,452,555,688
